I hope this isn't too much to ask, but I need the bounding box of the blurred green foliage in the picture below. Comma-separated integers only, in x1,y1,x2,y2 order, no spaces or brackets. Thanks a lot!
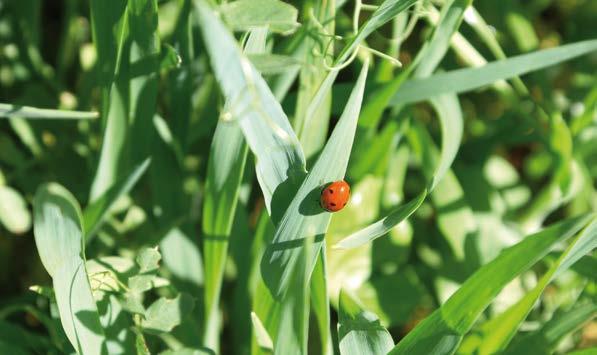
0,0,596,354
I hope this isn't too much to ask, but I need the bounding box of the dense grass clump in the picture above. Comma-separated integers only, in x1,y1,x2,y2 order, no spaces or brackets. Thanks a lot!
0,0,596,354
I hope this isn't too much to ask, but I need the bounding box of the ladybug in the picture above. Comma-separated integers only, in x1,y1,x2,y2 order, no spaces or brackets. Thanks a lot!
320,180,350,212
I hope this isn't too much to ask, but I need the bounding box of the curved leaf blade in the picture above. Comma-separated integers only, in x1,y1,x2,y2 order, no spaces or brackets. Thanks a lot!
471,218,597,354
389,214,593,355
260,61,369,298
33,183,106,355
338,290,394,355
392,39,597,105
0,103,98,120
194,0,306,214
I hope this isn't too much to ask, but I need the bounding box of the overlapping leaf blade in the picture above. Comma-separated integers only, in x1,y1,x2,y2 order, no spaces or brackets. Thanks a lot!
33,183,106,354
392,39,597,105
0,104,98,120
261,61,369,298
201,28,263,350
84,158,150,240
389,214,593,354
469,218,597,354
338,290,394,355
194,0,306,215
336,0,469,249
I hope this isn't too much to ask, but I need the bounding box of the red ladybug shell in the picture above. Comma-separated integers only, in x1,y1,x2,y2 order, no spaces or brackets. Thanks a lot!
320,180,350,212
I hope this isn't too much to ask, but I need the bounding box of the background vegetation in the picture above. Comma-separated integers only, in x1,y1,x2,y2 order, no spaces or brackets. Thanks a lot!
0,0,596,354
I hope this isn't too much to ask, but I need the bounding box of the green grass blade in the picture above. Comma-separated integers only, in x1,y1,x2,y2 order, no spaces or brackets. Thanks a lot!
261,60,369,298
0,103,98,119
201,28,264,350
428,94,463,190
89,66,130,200
89,0,128,106
392,39,597,105
194,0,306,215
83,158,151,241
471,218,597,354
414,0,471,78
335,0,470,249
310,247,333,355
128,0,160,165
294,0,335,159
333,191,425,249
250,61,368,350
389,214,593,354
502,303,597,355
33,183,106,354
338,290,394,355
359,0,470,129
335,93,464,250
336,0,418,63
411,122,477,260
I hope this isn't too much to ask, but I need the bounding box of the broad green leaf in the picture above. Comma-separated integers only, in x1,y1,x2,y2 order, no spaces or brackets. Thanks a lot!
159,228,204,288
0,185,31,234
136,246,161,273
220,0,299,34
141,294,195,333
261,61,369,298
502,303,597,355
202,27,261,350
389,214,593,354
33,183,106,354
470,218,597,354
338,290,394,355
0,103,98,120
251,312,274,353
166,0,194,147
194,0,306,214
392,39,597,105
84,158,150,240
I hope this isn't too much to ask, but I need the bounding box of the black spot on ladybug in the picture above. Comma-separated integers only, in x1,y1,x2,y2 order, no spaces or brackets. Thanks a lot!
343,202,346,206
331,202,336,207
329,189,334,194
